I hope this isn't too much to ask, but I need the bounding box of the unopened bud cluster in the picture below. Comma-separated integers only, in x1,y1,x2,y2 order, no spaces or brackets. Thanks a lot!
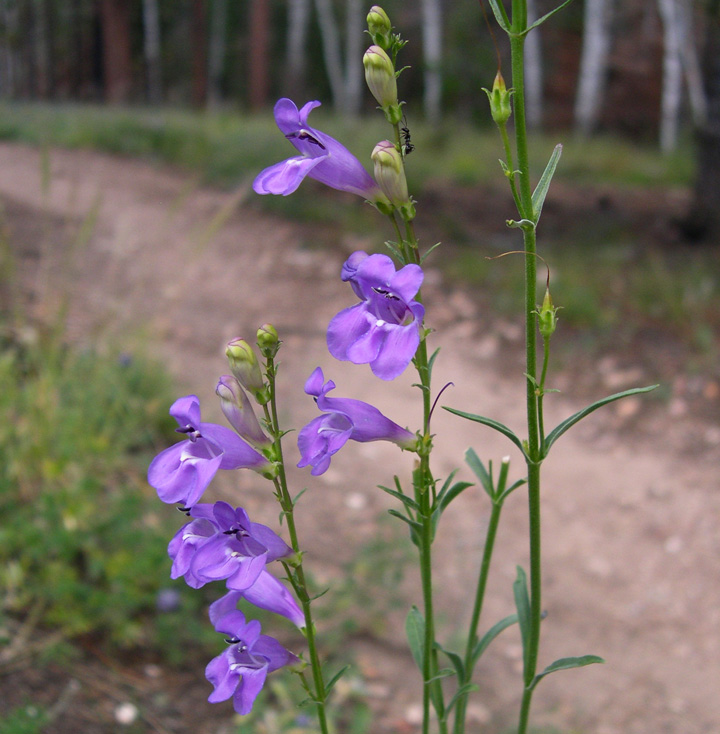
483,71,512,126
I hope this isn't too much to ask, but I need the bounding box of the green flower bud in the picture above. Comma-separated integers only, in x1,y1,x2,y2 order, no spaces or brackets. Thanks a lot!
372,140,410,210
537,288,559,338
482,71,512,126
256,323,279,358
226,338,265,397
363,45,402,124
367,5,393,50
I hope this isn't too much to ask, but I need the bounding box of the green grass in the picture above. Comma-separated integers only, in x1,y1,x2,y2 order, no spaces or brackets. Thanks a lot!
0,102,694,191
0,330,218,660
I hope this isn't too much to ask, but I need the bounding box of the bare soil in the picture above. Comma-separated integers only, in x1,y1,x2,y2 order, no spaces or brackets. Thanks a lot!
1,142,718,734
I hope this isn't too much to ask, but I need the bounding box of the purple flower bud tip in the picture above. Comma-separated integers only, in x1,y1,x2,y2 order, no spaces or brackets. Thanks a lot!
327,251,425,380
297,367,415,475
253,98,385,203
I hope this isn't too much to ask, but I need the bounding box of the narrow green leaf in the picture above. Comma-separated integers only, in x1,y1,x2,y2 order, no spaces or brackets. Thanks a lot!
543,384,659,455
384,240,404,261
445,683,479,714
324,664,351,696
465,448,494,498
379,484,421,512
435,469,459,505
421,242,443,263
292,488,308,506
444,407,528,459
436,481,473,515
406,606,425,672
487,0,511,31
427,346,441,379
471,613,519,666
530,655,604,690
498,477,527,503
387,508,421,531
437,645,466,682
524,0,577,35
513,567,531,675
531,143,562,222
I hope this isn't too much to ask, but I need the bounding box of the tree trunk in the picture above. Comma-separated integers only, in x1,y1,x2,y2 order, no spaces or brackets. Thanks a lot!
285,0,310,98
142,0,162,104
98,0,133,103
0,0,20,98
682,0,720,243
312,0,346,109
574,0,614,136
344,0,362,115
249,0,270,110
525,0,543,129
207,0,227,107
420,0,442,124
657,0,684,152
191,0,207,108
33,0,50,98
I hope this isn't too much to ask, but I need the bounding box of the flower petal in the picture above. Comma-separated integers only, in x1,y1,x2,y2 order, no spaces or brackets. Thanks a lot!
253,155,326,196
233,665,268,715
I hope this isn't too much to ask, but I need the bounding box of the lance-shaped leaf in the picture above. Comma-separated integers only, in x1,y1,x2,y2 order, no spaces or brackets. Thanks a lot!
406,606,425,672
465,448,494,499
513,566,531,676
530,655,604,691
524,0,577,36
487,0,511,31
532,144,562,222
471,613,519,666
542,384,659,457
444,407,529,460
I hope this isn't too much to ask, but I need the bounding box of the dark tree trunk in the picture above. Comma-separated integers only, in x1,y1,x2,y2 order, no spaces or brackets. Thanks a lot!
98,0,132,103
682,2,720,243
248,0,270,110
191,0,208,108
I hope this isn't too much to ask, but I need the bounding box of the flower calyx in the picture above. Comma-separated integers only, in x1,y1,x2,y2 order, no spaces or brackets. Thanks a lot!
482,70,513,127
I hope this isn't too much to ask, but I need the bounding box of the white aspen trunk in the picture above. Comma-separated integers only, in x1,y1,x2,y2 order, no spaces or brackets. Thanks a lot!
420,0,442,124
285,0,310,95
207,0,227,108
574,0,615,136
343,0,362,115
657,0,683,152
313,0,346,109
525,0,543,129
142,0,162,104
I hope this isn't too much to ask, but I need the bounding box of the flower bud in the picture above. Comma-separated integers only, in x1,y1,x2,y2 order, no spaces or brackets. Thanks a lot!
371,140,414,219
256,323,279,359
363,46,402,124
537,288,559,338
483,71,512,126
226,338,265,398
367,6,393,50
216,375,271,447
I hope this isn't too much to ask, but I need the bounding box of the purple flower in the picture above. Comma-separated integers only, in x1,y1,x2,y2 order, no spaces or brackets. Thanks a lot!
206,610,298,715
297,367,415,475
168,501,293,590
253,98,388,203
327,251,425,380
210,576,305,629
148,395,271,507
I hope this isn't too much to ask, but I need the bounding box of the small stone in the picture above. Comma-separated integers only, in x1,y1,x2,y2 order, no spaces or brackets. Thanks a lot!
114,702,139,726
404,702,424,725
664,535,683,554
345,492,367,510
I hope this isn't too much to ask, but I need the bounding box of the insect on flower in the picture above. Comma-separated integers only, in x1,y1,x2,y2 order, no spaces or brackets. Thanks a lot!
401,116,414,156
284,128,326,150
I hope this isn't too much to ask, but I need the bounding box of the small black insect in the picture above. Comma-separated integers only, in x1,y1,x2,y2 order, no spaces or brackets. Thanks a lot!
372,286,400,300
400,117,414,156
285,128,327,150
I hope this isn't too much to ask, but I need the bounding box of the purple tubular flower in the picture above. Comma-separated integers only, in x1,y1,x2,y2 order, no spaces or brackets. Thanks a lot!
148,395,271,507
168,502,293,590
210,574,305,629
297,367,415,476
253,98,387,202
327,251,425,380
206,610,298,715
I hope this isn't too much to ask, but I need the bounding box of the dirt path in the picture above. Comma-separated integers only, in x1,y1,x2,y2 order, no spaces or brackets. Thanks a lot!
2,142,718,733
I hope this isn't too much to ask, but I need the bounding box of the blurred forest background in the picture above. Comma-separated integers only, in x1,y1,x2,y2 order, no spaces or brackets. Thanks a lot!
0,0,718,236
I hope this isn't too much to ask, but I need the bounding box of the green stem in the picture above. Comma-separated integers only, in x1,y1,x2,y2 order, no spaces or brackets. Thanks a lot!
537,336,550,450
452,499,504,734
263,360,330,734
510,4,543,732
